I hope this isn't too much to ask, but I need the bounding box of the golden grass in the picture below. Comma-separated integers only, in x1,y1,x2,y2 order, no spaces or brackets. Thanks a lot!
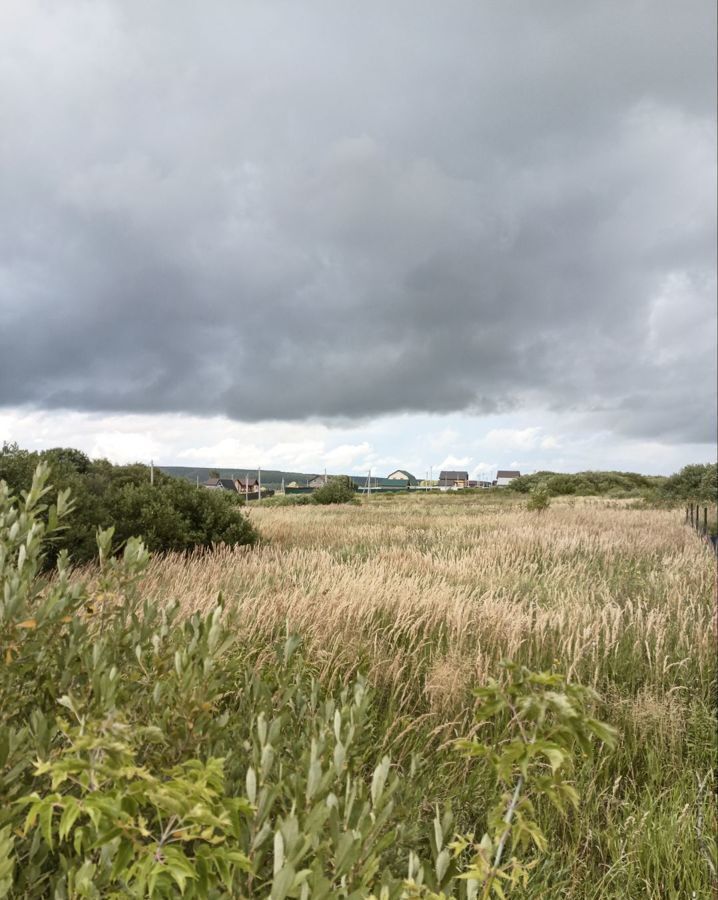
133,495,715,738
87,493,715,894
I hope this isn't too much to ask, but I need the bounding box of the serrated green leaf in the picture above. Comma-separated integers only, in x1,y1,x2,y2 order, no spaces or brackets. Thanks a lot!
39,803,53,850
58,799,81,841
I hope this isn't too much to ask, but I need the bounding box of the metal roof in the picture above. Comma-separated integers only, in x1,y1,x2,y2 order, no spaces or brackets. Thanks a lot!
387,469,418,484
350,476,409,488
203,477,238,491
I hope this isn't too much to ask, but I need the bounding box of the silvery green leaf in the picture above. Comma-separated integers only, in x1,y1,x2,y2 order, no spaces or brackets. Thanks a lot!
371,756,390,808
435,848,450,883
273,830,284,876
333,741,345,775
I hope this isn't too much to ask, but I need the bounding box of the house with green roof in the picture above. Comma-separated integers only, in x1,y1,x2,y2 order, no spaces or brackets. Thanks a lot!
386,469,418,486
350,475,410,491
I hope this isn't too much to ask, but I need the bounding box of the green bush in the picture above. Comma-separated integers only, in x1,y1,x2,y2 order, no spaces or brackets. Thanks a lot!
509,470,663,497
0,466,413,897
0,443,256,565
526,485,551,513
311,476,357,505
508,465,718,504
658,462,717,503
261,494,314,507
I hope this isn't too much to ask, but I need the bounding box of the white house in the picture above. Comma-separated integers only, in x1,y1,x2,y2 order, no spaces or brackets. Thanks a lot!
495,469,521,487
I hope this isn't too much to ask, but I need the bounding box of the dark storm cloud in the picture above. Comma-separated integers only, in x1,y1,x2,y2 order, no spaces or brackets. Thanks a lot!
0,0,715,442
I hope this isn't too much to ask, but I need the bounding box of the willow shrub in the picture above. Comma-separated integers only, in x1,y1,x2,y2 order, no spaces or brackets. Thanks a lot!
311,476,358,505
0,443,257,567
0,467,617,898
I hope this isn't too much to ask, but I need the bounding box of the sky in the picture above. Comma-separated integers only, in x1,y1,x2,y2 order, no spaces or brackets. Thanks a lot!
1,0,716,479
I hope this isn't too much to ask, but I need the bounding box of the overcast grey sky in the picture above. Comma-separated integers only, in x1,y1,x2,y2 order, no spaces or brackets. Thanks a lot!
0,1,715,474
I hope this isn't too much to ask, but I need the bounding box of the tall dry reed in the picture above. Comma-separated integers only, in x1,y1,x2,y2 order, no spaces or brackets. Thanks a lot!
131,497,714,740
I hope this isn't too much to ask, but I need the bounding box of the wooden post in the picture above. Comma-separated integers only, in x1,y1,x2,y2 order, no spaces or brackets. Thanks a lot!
703,507,708,535
690,503,694,527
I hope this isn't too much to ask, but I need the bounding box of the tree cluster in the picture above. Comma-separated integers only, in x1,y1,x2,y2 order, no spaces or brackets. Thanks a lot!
0,443,256,566
508,464,717,506
657,462,717,504
508,470,663,497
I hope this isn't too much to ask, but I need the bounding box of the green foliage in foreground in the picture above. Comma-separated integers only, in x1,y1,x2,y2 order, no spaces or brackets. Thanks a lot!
0,468,621,897
0,443,256,566
434,668,616,899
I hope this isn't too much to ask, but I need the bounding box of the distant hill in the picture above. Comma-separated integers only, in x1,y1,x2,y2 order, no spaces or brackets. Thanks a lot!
159,465,320,490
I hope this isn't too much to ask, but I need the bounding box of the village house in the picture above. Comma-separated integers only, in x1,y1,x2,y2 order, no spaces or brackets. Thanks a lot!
203,476,259,493
306,472,415,492
495,469,521,487
351,475,410,491
203,477,238,491
438,470,469,488
386,469,418,486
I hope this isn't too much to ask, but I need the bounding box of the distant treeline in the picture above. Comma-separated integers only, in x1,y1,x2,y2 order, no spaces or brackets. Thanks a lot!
508,464,717,503
0,443,256,566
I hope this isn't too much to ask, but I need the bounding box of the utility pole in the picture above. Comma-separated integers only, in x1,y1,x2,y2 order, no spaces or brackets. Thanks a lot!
281,477,285,494
367,469,371,496
258,466,261,503
150,459,154,486
245,473,249,503
196,475,199,489
430,464,433,489
324,467,327,485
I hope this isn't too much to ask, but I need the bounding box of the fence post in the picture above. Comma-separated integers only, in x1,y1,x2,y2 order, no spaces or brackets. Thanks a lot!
704,507,708,535
690,503,694,527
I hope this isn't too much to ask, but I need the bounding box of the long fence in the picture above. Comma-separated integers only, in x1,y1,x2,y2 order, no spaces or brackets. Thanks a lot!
686,502,718,555
243,490,275,502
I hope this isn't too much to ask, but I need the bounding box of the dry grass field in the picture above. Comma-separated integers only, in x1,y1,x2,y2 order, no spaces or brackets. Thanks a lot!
135,492,716,896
